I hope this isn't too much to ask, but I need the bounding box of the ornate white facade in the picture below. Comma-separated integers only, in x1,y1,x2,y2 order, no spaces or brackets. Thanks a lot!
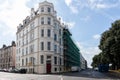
16,1,64,73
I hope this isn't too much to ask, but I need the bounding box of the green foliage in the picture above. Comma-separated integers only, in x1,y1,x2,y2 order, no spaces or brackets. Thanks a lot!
92,20,120,70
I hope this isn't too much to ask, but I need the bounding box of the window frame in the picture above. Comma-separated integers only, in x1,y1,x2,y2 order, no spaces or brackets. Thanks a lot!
47,29,51,37
40,55,44,64
47,42,51,50
41,42,44,50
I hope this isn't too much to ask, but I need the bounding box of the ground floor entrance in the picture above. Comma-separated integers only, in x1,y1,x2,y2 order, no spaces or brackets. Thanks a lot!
46,60,51,73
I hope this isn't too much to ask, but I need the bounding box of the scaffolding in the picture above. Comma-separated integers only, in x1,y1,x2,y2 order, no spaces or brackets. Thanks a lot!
63,28,80,72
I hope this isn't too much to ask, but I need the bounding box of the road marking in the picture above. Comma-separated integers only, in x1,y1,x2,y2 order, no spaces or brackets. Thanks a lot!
60,75,63,80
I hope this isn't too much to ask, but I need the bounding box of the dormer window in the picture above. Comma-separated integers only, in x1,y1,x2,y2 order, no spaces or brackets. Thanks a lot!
41,7,44,12
48,7,51,12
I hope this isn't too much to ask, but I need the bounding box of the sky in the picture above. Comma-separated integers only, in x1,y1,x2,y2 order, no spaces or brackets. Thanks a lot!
0,0,120,68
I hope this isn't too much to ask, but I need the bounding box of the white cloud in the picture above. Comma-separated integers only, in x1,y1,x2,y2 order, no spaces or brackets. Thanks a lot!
76,42,101,68
93,34,101,40
96,4,107,9
65,0,72,6
66,22,75,29
69,6,79,14
0,0,30,37
80,16,91,22
57,16,75,29
65,0,79,14
64,0,120,14
89,0,120,9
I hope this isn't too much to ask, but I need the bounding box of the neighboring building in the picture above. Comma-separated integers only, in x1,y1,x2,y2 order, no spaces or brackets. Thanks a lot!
80,53,87,70
63,28,80,71
16,1,64,73
0,41,16,69
85,60,87,69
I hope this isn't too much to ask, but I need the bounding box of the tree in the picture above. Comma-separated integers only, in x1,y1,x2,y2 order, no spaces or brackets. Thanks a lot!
98,20,120,70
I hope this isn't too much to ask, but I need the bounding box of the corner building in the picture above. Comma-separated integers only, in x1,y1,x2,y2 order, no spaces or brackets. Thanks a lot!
16,1,64,73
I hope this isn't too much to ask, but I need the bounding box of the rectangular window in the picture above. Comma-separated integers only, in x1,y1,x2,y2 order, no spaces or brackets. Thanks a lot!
41,42,44,50
40,55,44,64
29,57,32,64
48,7,51,12
30,57,35,65
59,29,61,36
47,56,51,59
54,34,57,41
47,29,51,37
22,38,24,46
17,35,18,40
19,33,21,38
59,38,61,45
54,45,57,53
19,48,21,53
60,58,61,65
47,42,51,50
26,58,28,66
41,7,44,12
26,47,28,54
48,17,51,25
22,30,24,36
19,41,21,46
30,22,34,30
26,35,28,44
54,57,57,65
33,57,35,65
54,68,57,71
60,48,61,54
22,59,24,66
30,31,34,41
41,17,44,24
30,45,34,53
22,49,24,56
41,29,44,37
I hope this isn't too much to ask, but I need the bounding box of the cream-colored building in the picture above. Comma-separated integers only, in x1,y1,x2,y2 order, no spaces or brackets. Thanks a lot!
0,41,16,69
80,53,86,70
16,1,64,73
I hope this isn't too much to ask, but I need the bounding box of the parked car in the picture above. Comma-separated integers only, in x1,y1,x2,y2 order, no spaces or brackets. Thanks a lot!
3,69,9,72
71,66,79,72
19,68,27,74
9,68,20,73
0,69,4,72
94,67,98,71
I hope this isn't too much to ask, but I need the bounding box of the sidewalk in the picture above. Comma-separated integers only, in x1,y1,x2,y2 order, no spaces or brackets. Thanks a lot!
108,70,120,78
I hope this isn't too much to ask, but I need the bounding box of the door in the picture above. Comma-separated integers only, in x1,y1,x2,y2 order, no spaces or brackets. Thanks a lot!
46,60,51,73
46,63,51,73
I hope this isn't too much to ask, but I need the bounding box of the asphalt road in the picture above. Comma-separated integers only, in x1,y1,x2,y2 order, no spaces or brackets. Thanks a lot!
62,69,120,79
0,69,119,80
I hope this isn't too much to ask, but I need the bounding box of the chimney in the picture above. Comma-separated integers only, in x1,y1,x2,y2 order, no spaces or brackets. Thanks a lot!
12,41,16,46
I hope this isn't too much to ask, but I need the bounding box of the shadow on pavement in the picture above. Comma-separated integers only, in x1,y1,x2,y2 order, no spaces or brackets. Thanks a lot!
49,69,120,79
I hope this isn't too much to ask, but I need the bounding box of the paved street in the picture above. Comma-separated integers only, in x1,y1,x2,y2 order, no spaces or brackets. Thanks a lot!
0,69,120,80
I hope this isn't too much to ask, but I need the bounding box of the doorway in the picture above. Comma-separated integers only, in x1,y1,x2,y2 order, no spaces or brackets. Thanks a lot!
46,60,51,73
